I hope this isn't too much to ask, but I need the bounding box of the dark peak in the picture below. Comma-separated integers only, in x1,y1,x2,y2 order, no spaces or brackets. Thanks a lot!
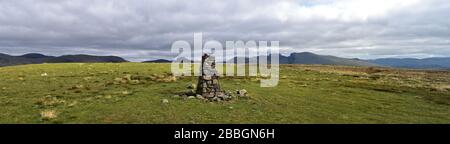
0,53,12,57
290,52,317,57
59,54,97,57
143,59,172,63
59,54,124,59
19,53,53,59
54,54,128,62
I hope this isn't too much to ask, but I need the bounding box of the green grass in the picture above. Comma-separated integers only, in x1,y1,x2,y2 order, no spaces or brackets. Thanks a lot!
0,63,449,124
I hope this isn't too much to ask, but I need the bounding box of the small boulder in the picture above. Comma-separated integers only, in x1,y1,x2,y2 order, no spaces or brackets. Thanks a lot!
114,77,123,82
187,83,196,89
83,77,92,81
121,91,132,95
162,99,169,104
237,89,248,97
68,101,78,107
187,96,196,99
75,85,84,89
40,110,57,121
123,74,133,81
196,94,204,99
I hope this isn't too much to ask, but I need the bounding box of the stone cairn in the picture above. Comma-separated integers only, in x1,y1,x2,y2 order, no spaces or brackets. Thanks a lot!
173,53,248,102
195,53,230,101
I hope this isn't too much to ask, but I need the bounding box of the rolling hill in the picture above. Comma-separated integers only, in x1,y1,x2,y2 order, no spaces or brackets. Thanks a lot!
0,53,127,67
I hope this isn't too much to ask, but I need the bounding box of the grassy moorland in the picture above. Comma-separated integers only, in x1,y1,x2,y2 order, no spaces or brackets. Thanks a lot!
0,63,449,124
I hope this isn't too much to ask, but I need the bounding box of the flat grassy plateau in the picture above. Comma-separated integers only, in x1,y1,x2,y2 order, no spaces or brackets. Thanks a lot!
0,63,449,123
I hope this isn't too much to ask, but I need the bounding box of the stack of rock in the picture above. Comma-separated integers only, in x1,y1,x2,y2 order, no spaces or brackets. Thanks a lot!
195,53,231,101
174,53,250,102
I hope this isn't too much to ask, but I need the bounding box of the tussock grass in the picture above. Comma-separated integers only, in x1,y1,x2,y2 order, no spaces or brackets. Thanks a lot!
0,63,449,124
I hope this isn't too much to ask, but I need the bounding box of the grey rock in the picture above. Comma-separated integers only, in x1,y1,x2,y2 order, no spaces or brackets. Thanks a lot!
187,83,196,89
237,89,248,97
196,95,204,99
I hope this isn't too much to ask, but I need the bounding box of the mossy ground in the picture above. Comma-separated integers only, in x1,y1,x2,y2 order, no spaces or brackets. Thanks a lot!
0,63,449,123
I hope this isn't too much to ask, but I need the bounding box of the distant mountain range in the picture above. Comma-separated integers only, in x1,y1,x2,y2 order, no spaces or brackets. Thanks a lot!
278,52,380,66
0,53,127,67
180,52,450,70
278,52,450,70
1,52,449,70
368,57,450,70
225,52,379,66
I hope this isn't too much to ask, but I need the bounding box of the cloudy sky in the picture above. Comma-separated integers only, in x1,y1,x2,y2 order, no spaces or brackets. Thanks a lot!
0,0,449,61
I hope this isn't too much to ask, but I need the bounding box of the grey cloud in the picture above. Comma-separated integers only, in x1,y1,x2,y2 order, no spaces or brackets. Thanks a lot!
0,0,449,61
